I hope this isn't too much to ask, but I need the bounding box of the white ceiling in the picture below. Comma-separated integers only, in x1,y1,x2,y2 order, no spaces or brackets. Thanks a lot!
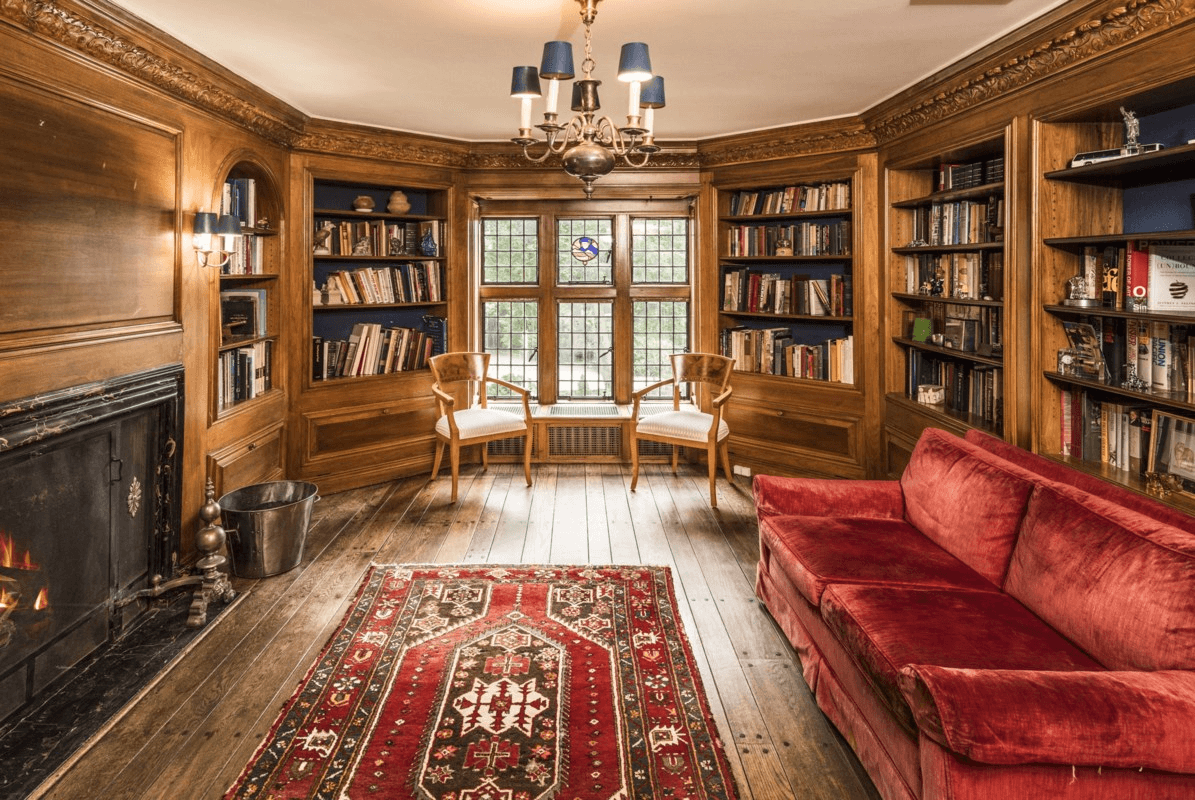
109,0,1069,142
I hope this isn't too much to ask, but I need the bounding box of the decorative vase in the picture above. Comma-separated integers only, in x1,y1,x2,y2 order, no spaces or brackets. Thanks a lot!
386,190,410,215
421,228,437,257
352,195,375,212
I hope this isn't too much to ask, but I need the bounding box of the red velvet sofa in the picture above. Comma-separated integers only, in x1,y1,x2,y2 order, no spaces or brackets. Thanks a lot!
753,427,1195,800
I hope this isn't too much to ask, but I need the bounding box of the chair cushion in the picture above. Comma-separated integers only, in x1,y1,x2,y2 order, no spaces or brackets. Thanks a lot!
635,409,728,443
820,584,1104,732
760,514,998,607
435,407,528,440
1004,483,1195,670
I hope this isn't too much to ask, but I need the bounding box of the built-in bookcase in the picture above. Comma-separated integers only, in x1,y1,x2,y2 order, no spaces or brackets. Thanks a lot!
1035,90,1195,514
309,180,448,383
717,179,856,384
215,164,281,416
883,137,1011,458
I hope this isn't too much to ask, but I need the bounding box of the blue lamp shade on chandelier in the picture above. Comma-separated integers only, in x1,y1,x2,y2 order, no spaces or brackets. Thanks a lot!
510,66,542,98
640,76,665,109
617,42,652,82
540,41,575,80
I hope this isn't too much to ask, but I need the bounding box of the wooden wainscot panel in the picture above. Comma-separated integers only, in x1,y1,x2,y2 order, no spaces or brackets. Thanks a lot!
0,75,177,335
299,398,438,492
726,398,865,479
882,425,920,479
206,422,285,498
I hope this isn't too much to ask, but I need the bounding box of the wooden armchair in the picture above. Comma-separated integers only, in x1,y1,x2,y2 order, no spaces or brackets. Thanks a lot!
429,352,533,502
629,353,735,507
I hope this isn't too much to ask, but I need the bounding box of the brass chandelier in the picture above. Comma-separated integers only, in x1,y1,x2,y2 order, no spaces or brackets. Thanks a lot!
510,0,665,198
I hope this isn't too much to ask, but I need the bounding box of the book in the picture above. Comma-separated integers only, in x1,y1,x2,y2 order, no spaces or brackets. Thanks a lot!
1125,240,1150,311
1151,321,1172,391
1146,242,1195,312
219,290,263,342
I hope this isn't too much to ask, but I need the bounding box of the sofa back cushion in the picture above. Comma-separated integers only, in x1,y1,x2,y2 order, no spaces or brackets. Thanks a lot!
1005,484,1195,670
965,429,1195,532
900,429,1036,585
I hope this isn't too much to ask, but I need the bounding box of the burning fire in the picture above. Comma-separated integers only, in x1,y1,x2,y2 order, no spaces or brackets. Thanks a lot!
34,588,48,611
0,586,14,610
0,531,38,571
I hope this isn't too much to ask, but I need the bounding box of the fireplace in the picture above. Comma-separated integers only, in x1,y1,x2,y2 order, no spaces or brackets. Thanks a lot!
0,365,182,724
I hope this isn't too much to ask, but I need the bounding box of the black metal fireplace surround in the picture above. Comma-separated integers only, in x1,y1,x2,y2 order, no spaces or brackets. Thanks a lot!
0,365,210,798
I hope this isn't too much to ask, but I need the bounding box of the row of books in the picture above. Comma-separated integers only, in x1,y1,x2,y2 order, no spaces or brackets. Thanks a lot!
729,182,852,216
937,157,1004,191
1059,388,1154,475
219,289,267,343
1073,241,1195,313
908,196,1003,246
221,177,256,228
722,269,852,316
314,219,442,258
907,350,1003,425
1066,318,1191,396
904,251,1003,301
312,324,433,380
217,340,272,411
908,303,1003,354
220,233,264,276
720,328,854,383
726,220,852,257
316,263,443,306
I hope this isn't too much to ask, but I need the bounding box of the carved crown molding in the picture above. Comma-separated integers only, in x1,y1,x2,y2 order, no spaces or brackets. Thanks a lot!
1,0,303,145
869,0,1195,144
465,148,700,171
293,129,470,169
700,128,877,167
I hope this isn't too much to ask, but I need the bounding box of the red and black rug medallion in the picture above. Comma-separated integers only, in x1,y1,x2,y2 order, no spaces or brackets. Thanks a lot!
226,564,740,799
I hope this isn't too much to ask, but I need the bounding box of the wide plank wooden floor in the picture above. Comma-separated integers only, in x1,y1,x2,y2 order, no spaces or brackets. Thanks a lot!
35,464,880,800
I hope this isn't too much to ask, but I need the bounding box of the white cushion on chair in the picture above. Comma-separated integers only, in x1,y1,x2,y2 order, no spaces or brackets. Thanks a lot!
436,408,528,440
635,409,728,443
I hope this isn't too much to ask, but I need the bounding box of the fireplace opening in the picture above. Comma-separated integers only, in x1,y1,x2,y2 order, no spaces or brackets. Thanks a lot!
0,365,183,725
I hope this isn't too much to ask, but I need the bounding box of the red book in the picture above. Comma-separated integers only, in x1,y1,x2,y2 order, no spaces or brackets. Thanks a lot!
1125,240,1149,311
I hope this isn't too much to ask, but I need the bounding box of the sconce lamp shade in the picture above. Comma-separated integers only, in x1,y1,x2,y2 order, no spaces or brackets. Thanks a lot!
510,66,542,98
193,211,219,236
617,42,652,82
540,41,575,80
216,213,242,236
640,76,666,108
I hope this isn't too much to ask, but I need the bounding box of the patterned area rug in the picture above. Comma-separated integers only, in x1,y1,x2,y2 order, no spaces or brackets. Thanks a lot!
225,564,740,799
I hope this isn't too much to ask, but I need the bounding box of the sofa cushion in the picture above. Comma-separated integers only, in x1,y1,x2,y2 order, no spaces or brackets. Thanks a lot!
965,429,1195,532
1004,484,1195,670
899,429,1036,585
820,584,1103,732
760,514,998,607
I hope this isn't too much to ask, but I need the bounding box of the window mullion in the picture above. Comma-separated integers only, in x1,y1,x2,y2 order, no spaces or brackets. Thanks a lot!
539,212,558,406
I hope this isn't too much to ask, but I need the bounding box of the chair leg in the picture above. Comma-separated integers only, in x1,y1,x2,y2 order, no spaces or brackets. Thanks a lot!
481,440,489,472
671,446,679,475
431,440,445,481
630,435,641,492
707,444,718,508
449,442,460,503
522,431,532,487
720,439,733,482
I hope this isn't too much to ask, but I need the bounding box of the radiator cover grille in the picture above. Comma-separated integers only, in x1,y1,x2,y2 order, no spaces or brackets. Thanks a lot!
549,425,621,457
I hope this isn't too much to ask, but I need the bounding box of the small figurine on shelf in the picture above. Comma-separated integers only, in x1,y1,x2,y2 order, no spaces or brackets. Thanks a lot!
1121,106,1141,155
353,195,375,212
421,228,438,257
1062,275,1099,307
774,237,793,257
387,190,410,215
313,223,333,255
929,269,944,297
1122,363,1150,392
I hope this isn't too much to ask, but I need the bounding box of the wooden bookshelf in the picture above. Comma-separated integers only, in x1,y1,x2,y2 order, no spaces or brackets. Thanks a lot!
881,134,1018,474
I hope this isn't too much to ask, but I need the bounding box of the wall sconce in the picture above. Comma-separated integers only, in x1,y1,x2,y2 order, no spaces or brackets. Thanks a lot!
192,211,242,268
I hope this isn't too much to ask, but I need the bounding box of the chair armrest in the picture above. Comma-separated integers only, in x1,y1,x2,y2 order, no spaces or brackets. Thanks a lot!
712,386,733,408
631,378,675,419
899,665,1195,773
431,384,458,434
752,474,905,520
484,377,533,422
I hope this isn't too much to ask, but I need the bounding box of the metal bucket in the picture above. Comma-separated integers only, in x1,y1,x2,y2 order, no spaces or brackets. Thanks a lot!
219,481,319,578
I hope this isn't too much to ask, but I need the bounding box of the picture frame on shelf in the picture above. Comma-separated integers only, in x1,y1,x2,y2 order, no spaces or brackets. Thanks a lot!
1147,409,1195,499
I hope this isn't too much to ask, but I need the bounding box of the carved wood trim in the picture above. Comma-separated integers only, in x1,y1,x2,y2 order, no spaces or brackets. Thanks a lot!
699,127,877,167
0,0,303,144
293,128,471,169
868,0,1195,144
464,148,701,171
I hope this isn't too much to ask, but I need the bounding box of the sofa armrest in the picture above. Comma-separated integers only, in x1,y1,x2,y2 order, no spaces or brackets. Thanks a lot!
899,665,1195,773
752,475,905,520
